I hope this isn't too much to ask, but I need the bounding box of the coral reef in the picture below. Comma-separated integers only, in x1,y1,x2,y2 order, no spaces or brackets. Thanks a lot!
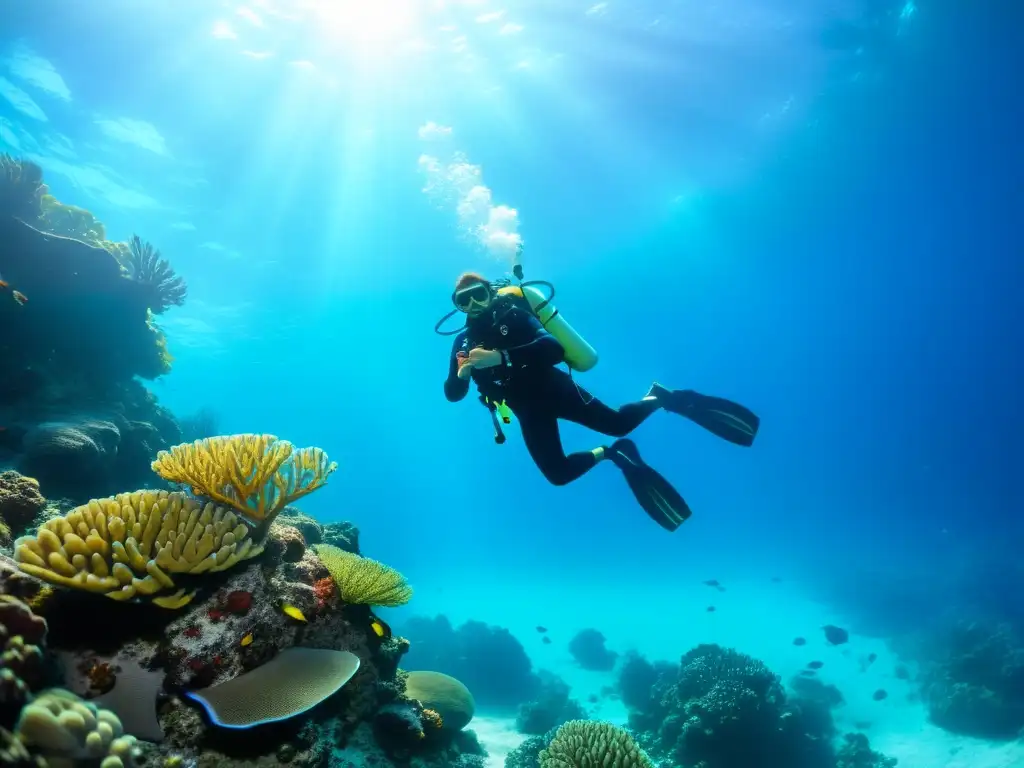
617,643,895,768
314,545,412,607
280,507,323,546
16,688,140,767
505,730,552,768
0,595,47,720
13,490,265,608
567,629,617,672
321,520,359,554
835,733,898,768
151,435,337,536
516,672,586,736
404,671,475,732
539,720,654,768
0,473,45,543
0,215,175,385
402,615,541,709
1,157,185,504
919,620,1024,739
0,154,45,224
269,524,307,564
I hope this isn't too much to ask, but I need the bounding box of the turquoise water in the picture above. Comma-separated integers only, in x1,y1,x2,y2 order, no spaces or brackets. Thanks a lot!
2,1,1022,767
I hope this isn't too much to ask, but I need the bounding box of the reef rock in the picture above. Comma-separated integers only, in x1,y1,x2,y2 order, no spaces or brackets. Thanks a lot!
0,472,45,543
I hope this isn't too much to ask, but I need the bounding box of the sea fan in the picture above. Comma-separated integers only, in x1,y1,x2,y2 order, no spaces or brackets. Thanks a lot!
124,235,187,313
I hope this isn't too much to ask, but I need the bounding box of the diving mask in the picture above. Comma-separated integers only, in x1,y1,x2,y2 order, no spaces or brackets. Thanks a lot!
452,282,492,312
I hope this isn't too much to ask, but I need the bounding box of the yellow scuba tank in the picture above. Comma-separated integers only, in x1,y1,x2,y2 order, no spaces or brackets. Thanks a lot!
497,284,599,372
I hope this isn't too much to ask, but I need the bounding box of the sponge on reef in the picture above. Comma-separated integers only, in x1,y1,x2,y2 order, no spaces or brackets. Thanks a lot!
13,490,265,609
183,648,360,728
313,544,412,608
539,720,654,768
15,688,139,768
151,435,337,534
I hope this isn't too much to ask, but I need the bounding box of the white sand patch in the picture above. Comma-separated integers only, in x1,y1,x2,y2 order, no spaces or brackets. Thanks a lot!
472,715,527,768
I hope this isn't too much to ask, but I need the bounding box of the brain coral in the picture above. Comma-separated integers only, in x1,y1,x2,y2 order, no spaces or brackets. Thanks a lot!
404,671,475,732
13,490,265,609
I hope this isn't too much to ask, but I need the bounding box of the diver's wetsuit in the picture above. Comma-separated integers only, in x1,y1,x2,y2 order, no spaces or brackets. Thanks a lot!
444,294,659,486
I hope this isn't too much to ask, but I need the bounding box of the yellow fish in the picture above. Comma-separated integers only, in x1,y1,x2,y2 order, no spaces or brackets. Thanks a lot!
281,603,307,622
369,614,392,639
240,633,254,647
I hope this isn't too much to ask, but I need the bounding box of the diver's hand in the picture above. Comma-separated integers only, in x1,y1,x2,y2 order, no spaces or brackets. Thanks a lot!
468,348,503,368
457,361,474,380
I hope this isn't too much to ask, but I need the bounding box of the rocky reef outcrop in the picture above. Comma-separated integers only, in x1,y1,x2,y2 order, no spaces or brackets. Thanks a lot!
1,155,186,502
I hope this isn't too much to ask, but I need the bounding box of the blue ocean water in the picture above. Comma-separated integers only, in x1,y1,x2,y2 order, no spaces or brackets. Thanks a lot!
2,0,1022,765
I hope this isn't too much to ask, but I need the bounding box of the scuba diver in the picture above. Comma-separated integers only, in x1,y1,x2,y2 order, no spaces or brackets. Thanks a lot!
437,267,760,532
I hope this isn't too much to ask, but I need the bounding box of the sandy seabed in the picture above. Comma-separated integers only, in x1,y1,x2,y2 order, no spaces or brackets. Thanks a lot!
408,575,1024,768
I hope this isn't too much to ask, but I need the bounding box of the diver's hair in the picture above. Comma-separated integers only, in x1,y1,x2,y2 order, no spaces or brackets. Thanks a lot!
454,271,489,291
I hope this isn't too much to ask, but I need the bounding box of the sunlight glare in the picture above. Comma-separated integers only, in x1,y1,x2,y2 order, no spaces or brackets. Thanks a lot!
301,0,423,51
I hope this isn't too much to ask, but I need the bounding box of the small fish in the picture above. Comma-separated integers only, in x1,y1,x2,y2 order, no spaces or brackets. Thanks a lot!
872,688,888,701
369,614,392,640
12,290,27,306
799,669,817,677
702,579,726,592
807,660,824,669
867,652,877,664
240,632,254,647
536,626,548,633
541,636,551,645
706,606,716,613
822,625,849,645
281,603,307,622
793,637,807,646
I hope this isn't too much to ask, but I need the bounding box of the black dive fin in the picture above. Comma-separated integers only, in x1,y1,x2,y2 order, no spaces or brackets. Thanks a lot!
652,384,760,447
609,439,691,532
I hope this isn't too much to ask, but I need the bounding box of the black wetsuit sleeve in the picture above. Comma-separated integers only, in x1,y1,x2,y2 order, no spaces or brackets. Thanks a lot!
505,312,565,369
444,332,470,402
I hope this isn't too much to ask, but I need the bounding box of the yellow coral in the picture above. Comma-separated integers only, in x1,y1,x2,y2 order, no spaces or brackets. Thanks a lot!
151,435,337,534
313,544,412,608
539,721,654,768
13,490,264,608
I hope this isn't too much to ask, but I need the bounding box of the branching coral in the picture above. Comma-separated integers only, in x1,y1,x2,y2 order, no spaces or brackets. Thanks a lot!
13,490,265,609
16,688,139,767
0,154,45,223
123,235,186,314
151,435,337,537
313,544,412,607
0,595,47,709
538,720,654,768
